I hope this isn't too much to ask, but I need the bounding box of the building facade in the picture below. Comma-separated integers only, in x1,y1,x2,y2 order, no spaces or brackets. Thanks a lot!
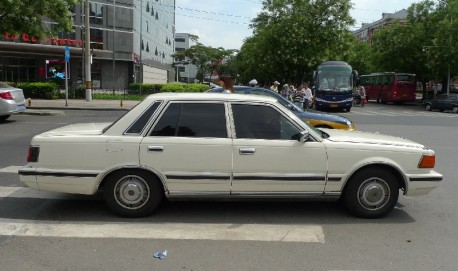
174,33,198,83
353,9,408,45
0,0,176,89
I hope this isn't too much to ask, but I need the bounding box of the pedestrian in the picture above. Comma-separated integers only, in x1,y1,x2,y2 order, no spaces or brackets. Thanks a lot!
281,83,290,99
215,73,235,93
302,83,313,109
270,81,280,93
292,85,305,109
249,79,258,87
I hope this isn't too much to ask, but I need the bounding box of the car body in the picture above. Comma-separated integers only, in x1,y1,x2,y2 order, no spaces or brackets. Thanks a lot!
208,86,355,130
19,93,442,218
424,93,458,113
0,82,26,121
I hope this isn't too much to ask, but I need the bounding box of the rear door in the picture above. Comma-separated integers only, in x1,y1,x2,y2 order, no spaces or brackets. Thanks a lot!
139,102,233,196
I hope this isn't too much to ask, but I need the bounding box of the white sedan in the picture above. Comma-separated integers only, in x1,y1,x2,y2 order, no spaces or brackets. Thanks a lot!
0,82,26,121
19,93,442,218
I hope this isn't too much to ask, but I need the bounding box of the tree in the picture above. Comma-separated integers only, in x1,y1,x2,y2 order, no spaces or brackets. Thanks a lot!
0,0,80,38
370,0,456,98
237,0,354,85
173,42,238,83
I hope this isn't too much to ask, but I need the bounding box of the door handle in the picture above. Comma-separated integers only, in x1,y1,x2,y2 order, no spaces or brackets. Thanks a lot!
148,146,164,152
239,147,255,155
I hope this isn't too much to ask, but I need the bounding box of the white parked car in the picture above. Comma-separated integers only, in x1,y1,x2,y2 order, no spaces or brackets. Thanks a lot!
0,82,26,121
19,93,442,218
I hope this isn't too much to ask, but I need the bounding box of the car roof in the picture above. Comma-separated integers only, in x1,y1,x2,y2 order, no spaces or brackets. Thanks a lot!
144,92,278,103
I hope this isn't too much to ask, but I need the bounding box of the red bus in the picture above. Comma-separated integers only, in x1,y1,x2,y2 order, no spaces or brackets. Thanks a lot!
360,72,416,103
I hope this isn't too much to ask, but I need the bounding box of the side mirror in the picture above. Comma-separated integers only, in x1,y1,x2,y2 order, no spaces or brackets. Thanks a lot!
292,130,309,142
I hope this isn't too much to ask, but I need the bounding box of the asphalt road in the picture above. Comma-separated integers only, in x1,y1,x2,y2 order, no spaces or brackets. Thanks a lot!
0,103,457,271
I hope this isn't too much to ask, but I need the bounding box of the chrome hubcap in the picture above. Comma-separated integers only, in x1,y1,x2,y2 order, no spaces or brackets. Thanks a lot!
358,178,390,211
114,175,149,210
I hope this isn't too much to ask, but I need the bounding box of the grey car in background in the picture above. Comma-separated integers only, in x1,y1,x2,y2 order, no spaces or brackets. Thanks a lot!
0,82,26,121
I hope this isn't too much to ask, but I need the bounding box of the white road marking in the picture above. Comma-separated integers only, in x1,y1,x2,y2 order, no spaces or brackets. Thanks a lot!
0,187,325,242
0,166,22,173
0,220,325,242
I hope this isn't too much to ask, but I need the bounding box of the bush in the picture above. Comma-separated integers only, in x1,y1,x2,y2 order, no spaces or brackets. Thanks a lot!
128,83,161,94
67,84,86,99
128,83,210,94
160,83,185,92
17,82,59,99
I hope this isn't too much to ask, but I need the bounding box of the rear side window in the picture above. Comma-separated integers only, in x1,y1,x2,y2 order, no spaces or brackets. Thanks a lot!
125,102,161,134
150,103,227,138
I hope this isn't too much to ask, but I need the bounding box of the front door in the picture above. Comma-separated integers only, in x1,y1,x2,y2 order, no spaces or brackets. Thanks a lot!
230,103,328,196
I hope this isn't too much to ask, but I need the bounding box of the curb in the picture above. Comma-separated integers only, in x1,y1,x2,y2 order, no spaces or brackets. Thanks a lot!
25,106,130,111
22,109,65,116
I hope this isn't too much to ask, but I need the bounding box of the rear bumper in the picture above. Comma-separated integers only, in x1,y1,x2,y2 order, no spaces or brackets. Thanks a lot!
18,167,100,195
0,100,26,115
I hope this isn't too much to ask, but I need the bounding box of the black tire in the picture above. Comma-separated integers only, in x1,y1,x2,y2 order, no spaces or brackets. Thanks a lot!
0,115,11,121
104,169,164,218
343,167,399,218
425,103,432,111
452,106,458,114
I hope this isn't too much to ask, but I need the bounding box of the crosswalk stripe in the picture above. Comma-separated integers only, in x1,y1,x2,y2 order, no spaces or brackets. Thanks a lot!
0,187,73,199
0,166,22,173
0,220,325,242
350,109,458,117
0,187,325,242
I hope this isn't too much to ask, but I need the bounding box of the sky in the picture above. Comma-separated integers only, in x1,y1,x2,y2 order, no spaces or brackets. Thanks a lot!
175,0,419,50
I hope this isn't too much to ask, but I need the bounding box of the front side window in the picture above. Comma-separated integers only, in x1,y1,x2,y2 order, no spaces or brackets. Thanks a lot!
150,103,227,138
232,104,301,140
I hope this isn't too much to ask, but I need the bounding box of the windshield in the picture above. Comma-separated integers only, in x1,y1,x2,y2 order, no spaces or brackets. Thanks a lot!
317,66,352,91
396,74,415,83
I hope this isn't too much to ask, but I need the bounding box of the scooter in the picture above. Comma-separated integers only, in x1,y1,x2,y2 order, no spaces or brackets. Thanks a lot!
353,94,365,107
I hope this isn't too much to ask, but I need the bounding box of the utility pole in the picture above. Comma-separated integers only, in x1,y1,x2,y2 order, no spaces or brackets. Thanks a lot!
84,0,92,101
112,0,116,94
138,0,143,95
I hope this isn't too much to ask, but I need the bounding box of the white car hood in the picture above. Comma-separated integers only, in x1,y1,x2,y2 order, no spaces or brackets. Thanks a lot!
39,122,112,136
323,129,425,149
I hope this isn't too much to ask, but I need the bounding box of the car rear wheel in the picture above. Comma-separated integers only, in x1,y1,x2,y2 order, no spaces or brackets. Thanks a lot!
0,115,11,121
425,104,432,111
104,170,163,218
343,167,399,218
452,106,458,113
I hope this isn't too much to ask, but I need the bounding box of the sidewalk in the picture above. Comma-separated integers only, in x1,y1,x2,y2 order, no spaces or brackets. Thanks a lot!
23,99,140,115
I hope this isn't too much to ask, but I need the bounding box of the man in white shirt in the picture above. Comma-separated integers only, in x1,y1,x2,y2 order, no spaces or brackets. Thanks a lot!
302,83,313,109
270,81,280,93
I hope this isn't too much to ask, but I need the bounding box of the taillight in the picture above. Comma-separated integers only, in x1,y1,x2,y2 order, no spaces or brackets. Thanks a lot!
27,145,40,162
418,154,435,168
0,91,13,100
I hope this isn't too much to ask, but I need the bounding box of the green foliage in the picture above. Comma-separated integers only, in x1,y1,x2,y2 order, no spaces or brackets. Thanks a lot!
0,0,80,38
67,84,86,99
173,42,238,82
128,83,161,94
128,83,210,93
93,93,144,101
237,0,354,85
161,84,184,92
15,82,59,99
370,0,458,95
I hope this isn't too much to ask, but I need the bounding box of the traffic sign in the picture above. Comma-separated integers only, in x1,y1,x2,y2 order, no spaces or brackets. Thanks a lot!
64,46,70,62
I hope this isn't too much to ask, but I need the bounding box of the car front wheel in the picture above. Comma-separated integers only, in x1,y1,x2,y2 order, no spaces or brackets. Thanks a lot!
104,170,163,217
425,103,432,111
452,106,458,113
343,167,399,218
